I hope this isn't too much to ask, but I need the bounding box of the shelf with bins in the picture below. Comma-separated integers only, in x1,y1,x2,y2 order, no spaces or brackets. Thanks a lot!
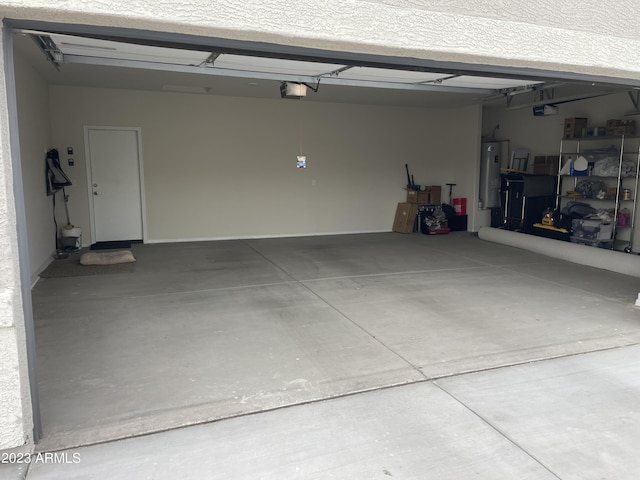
557,135,640,252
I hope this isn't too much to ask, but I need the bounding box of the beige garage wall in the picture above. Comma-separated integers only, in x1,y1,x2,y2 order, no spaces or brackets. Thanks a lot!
14,48,54,279
49,86,480,243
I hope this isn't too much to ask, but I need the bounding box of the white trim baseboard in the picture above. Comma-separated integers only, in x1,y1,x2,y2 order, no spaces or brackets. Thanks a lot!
144,230,391,244
31,253,55,288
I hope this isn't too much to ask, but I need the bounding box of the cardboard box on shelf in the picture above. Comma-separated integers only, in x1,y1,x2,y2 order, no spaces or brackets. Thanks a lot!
392,203,418,233
407,186,442,204
564,117,588,139
613,125,635,136
547,155,560,169
532,155,559,175
606,119,635,136
607,127,631,136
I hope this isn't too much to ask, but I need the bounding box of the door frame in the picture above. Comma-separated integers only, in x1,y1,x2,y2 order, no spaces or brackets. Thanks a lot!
83,126,147,244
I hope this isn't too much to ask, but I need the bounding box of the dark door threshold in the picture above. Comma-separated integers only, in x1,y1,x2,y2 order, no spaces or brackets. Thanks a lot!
90,240,141,250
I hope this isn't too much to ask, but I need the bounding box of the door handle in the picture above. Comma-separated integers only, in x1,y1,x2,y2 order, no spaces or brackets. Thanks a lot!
93,192,98,196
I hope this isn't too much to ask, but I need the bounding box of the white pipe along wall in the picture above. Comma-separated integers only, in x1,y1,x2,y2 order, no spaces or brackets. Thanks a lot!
479,227,640,278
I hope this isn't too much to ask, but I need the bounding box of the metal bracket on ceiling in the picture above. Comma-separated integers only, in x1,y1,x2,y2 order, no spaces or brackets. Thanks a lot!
628,90,640,112
200,52,220,68
482,83,545,105
29,34,62,70
485,82,589,110
417,74,459,85
322,65,354,77
543,88,553,100
506,90,616,110
536,87,555,104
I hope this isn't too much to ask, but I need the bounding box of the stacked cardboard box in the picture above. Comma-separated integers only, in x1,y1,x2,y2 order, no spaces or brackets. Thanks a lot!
563,117,588,139
533,155,560,175
606,119,636,136
406,186,442,204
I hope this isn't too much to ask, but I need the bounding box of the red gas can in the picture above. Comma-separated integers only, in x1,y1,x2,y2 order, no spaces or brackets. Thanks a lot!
453,197,467,216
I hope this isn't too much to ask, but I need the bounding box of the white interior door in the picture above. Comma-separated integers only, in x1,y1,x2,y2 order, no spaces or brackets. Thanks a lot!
85,127,144,243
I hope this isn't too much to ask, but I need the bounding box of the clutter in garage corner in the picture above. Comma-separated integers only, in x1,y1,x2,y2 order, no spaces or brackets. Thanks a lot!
392,164,467,235
543,118,638,252
46,148,82,258
536,198,629,250
501,117,639,254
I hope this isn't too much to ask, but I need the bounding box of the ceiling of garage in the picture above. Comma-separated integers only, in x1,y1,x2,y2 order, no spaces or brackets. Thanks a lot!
13,30,628,110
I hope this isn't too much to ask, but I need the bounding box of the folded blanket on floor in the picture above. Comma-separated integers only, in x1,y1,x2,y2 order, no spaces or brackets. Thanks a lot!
80,250,136,266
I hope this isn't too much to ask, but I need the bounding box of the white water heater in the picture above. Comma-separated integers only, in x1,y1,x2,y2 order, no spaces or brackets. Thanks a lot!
479,142,502,209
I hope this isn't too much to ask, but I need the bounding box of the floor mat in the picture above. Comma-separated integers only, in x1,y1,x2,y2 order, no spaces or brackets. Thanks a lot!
90,241,133,250
39,255,136,278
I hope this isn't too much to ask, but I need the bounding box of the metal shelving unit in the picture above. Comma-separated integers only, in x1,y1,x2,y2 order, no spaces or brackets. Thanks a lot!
557,135,640,252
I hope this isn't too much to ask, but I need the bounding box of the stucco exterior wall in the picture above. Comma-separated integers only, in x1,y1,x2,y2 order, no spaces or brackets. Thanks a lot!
1,0,640,451
0,1,639,81
0,26,31,450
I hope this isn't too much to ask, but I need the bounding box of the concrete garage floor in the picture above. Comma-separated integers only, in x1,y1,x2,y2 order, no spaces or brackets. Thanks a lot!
14,232,640,478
